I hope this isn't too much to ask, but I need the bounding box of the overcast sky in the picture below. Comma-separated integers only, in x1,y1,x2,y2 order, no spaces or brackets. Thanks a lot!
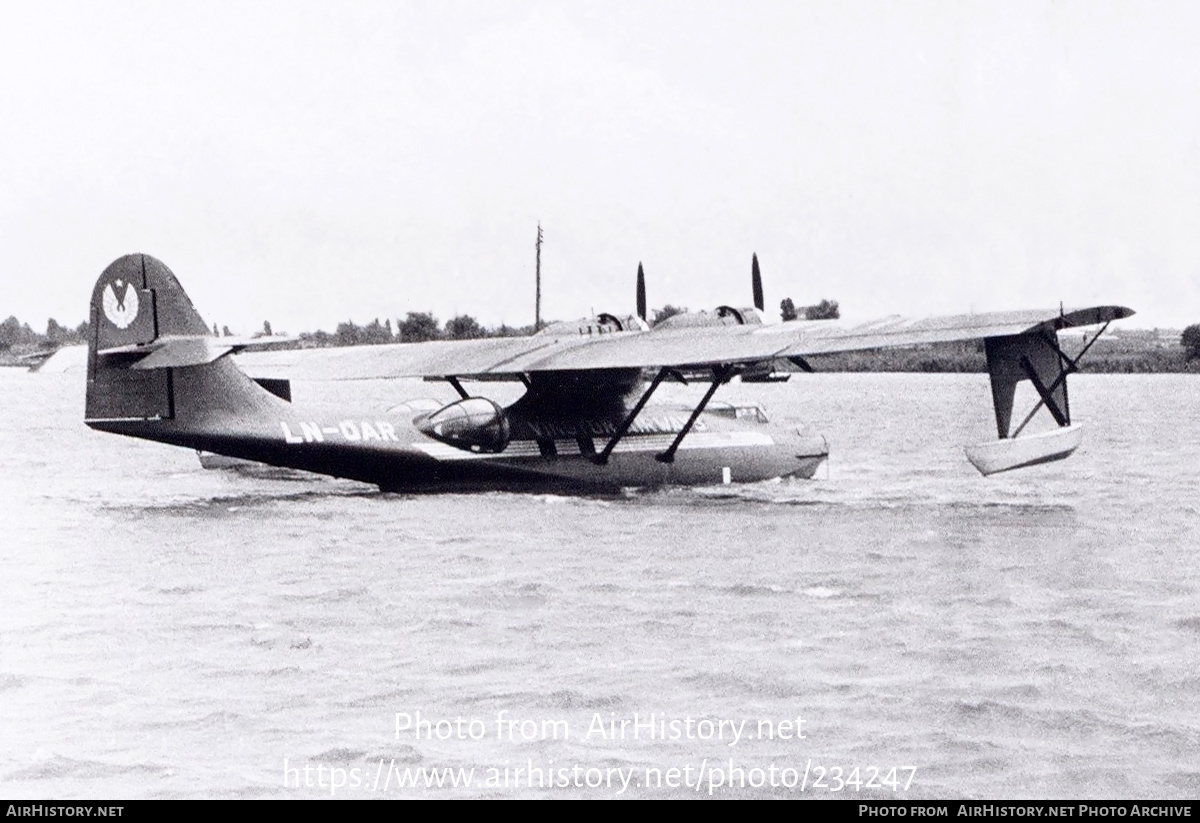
2,1,1197,332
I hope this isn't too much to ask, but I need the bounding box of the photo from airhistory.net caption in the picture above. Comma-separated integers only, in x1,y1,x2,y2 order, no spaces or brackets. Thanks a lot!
2,802,1197,814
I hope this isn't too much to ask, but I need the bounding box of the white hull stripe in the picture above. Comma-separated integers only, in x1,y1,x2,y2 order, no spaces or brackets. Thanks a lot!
412,431,775,461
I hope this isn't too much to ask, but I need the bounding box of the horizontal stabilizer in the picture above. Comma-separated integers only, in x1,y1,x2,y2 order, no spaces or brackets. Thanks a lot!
99,335,297,370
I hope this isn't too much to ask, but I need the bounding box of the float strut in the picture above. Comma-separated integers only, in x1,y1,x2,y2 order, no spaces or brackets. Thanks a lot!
593,367,674,465
656,364,736,464
1019,357,1069,427
1010,322,1109,438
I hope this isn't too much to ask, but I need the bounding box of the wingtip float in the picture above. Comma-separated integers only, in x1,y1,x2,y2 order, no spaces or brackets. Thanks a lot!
84,254,1133,491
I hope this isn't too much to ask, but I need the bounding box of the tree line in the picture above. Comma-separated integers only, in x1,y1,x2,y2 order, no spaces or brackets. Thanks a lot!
780,298,840,321
284,313,538,347
0,316,89,351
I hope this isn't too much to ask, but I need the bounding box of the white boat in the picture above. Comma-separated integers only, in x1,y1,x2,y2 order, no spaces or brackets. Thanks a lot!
964,424,1084,476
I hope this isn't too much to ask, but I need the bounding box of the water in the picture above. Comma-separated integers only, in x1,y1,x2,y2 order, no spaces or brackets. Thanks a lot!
2,369,1198,798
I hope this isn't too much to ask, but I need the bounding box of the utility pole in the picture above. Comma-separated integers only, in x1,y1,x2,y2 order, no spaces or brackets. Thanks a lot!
534,222,543,331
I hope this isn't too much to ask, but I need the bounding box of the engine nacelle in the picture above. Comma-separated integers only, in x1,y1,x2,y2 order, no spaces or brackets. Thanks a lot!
415,397,511,453
535,313,650,336
654,306,764,329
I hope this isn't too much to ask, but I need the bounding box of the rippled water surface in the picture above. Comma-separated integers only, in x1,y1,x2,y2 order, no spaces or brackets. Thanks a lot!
2,370,1198,798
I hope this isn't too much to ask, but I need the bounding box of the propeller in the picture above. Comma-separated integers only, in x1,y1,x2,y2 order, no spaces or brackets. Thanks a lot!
636,262,647,322
751,253,764,312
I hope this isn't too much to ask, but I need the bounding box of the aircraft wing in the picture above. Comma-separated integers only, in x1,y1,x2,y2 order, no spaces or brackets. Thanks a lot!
237,305,1133,380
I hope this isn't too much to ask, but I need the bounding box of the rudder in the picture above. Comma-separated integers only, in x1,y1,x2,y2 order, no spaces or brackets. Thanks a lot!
86,254,216,422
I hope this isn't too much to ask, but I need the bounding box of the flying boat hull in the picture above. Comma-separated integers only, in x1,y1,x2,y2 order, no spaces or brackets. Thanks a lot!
143,400,830,493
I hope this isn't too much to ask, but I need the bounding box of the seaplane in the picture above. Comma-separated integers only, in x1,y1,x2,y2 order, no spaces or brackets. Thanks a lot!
84,254,1132,492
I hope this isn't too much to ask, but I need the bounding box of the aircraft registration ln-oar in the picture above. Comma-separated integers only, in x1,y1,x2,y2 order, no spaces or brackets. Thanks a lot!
84,254,1133,491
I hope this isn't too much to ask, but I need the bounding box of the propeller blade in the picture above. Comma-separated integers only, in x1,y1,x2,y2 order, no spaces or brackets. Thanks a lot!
751,253,764,312
636,263,647,321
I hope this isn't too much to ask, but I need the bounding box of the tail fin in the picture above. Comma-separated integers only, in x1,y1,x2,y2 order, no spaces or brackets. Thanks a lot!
90,254,210,350
88,255,197,421
85,254,278,427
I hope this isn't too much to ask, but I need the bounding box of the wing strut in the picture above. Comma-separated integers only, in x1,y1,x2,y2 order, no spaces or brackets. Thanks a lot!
445,376,469,399
787,355,815,373
592,366,684,465
656,364,737,464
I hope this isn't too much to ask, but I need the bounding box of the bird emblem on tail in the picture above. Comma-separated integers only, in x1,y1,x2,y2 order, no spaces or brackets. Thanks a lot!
102,279,139,329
